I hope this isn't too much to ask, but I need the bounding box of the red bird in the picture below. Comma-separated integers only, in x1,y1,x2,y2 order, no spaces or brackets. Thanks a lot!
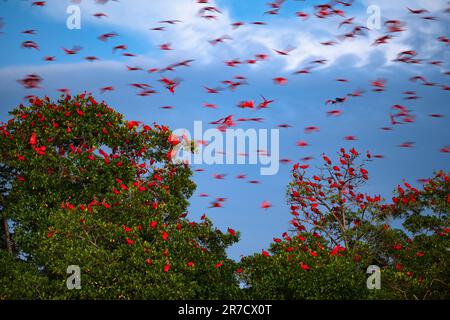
295,11,309,20
159,43,173,50
85,56,99,62
255,53,269,60
238,100,254,109
440,146,450,153
158,20,182,24
126,65,143,71
399,142,415,148
293,68,311,75
428,114,444,118
321,40,337,46
126,121,141,129
93,12,108,18
163,264,170,273
150,26,166,31
200,15,218,20
407,7,429,14
304,126,320,134
261,201,272,209
112,44,127,53
130,83,151,90
199,6,222,15
274,46,295,56
296,140,309,147
264,8,280,15
29,132,37,145
62,45,82,55
371,78,386,91
224,59,241,67
22,29,37,35
273,77,288,85
21,40,39,50
385,20,405,33
300,262,310,271
231,22,245,29
258,95,274,109
208,35,232,46
339,17,354,28
57,88,70,95
98,32,118,41
204,86,223,94
373,35,392,45
100,86,114,94
261,250,270,257
327,110,343,117
18,74,42,89
213,173,226,180
209,200,223,208
203,103,218,109
437,36,450,45
336,0,354,6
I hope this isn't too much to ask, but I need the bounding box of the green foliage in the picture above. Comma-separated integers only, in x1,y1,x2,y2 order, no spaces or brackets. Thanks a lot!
240,150,449,300
0,94,240,299
373,172,450,299
0,96,447,300
239,234,371,299
0,250,53,299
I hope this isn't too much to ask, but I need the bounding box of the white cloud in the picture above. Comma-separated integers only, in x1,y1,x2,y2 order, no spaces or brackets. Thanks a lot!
12,0,450,72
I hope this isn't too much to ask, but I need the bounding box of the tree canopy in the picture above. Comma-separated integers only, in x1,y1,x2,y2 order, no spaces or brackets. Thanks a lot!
0,95,448,299
0,94,240,299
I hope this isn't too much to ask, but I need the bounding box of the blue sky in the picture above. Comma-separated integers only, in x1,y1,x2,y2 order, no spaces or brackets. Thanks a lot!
0,0,449,260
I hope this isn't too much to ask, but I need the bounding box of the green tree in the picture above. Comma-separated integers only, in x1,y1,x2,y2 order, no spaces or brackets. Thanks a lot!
0,163,15,254
373,171,450,299
0,94,241,299
239,148,449,299
239,232,370,299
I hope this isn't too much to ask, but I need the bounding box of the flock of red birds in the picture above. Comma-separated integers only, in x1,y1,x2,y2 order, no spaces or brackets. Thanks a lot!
3,0,450,212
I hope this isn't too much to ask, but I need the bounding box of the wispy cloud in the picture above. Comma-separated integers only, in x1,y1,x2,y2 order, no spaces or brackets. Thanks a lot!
33,0,448,72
